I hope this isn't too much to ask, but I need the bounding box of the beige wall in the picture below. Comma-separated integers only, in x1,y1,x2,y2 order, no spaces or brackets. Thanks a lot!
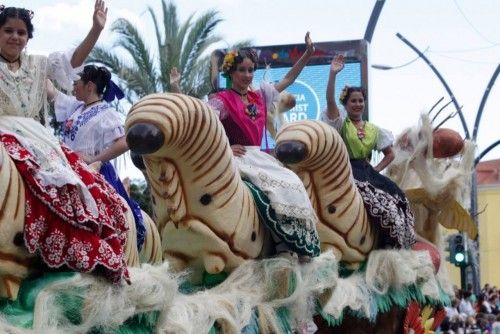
443,184,500,288
477,185,500,287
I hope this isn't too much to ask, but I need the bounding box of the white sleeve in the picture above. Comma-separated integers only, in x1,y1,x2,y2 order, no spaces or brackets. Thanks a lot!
259,81,280,112
207,96,226,120
376,127,394,151
100,111,126,149
320,110,344,132
54,91,82,122
47,49,82,92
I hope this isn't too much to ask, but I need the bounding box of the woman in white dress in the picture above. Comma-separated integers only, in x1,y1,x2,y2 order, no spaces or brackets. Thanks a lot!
0,1,130,283
49,64,146,250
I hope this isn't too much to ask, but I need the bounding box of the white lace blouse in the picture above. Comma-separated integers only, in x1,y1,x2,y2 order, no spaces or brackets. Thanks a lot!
0,50,80,124
320,110,394,151
54,93,125,156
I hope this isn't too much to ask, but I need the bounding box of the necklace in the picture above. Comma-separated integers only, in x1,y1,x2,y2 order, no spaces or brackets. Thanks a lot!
351,119,365,140
230,88,248,97
230,88,258,120
0,53,20,70
85,99,102,109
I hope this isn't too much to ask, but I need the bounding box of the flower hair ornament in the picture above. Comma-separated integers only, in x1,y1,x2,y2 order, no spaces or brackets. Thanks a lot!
221,50,238,78
339,85,350,104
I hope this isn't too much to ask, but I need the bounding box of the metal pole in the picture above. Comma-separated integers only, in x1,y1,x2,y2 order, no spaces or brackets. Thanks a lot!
396,33,471,139
364,0,386,43
469,171,481,294
473,64,500,141
475,140,500,166
469,64,500,294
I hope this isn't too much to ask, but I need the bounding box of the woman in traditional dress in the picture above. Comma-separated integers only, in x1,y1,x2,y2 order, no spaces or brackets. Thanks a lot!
206,33,320,260
47,65,146,250
321,54,415,249
0,2,130,283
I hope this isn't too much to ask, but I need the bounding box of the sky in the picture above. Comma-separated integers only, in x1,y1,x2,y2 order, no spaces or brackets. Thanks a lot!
10,0,500,179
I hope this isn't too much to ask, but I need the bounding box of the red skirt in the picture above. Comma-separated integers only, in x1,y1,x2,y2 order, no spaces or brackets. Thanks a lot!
1,134,129,283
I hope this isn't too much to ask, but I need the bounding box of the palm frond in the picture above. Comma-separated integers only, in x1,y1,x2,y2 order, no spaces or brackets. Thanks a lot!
179,10,222,78
88,46,124,72
162,0,179,43
160,14,193,91
89,47,156,101
111,18,158,91
148,6,163,55
90,1,225,100
182,56,212,98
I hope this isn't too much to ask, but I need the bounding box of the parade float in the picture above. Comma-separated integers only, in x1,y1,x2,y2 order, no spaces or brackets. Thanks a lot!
0,93,476,333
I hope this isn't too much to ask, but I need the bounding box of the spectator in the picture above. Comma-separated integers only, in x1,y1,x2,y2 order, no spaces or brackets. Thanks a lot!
460,291,477,317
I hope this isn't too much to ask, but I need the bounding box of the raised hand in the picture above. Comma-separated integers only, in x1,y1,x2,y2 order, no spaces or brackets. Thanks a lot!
330,54,345,74
170,67,181,86
93,0,108,31
305,31,315,53
169,67,182,93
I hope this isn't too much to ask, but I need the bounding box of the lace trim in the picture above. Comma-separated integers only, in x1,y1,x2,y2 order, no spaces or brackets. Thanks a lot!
355,180,416,249
207,97,228,120
0,54,47,121
256,172,316,220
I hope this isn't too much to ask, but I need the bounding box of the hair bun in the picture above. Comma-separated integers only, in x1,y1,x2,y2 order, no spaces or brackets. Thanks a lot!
98,66,111,83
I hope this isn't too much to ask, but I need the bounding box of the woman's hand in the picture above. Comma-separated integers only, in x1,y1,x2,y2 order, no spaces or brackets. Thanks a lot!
305,31,315,53
231,145,246,157
169,67,182,93
330,54,344,74
92,0,108,31
78,152,95,164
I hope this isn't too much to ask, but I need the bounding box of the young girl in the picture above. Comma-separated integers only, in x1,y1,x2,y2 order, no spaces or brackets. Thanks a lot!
0,2,129,283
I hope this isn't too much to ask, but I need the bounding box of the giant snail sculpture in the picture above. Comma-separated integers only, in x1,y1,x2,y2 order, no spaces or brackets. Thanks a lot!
125,93,381,274
0,130,162,302
0,92,455,333
125,93,450,332
125,93,267,277
274,120,376,265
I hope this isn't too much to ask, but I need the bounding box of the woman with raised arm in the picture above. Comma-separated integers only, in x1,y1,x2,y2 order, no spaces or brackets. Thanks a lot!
207,33,320,260
47,65,146,250
321,54,415,249
0,1,130,283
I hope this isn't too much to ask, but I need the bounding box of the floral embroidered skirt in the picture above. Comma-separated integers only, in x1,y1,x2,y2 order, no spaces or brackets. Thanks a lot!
350,159,416,249
1,134,129,283
236,147,320,257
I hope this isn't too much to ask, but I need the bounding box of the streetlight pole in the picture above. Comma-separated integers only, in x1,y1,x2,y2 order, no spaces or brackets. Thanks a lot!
396,33,470,139
469,63,500,293
364,0,386,43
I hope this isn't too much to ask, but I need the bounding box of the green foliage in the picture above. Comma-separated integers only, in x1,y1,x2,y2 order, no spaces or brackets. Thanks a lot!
129,179,152,217
88,0,224,101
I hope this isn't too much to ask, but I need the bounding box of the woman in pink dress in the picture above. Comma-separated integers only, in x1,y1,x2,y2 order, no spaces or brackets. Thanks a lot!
207,33,320,259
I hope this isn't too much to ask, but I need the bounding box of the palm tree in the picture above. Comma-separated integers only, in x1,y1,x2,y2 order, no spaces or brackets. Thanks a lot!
88,0,223,101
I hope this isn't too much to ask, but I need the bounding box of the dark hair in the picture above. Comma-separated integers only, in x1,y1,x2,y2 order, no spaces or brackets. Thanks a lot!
339,86,367,106
0,6,34,39
222,49,258,78
79,65,112,95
